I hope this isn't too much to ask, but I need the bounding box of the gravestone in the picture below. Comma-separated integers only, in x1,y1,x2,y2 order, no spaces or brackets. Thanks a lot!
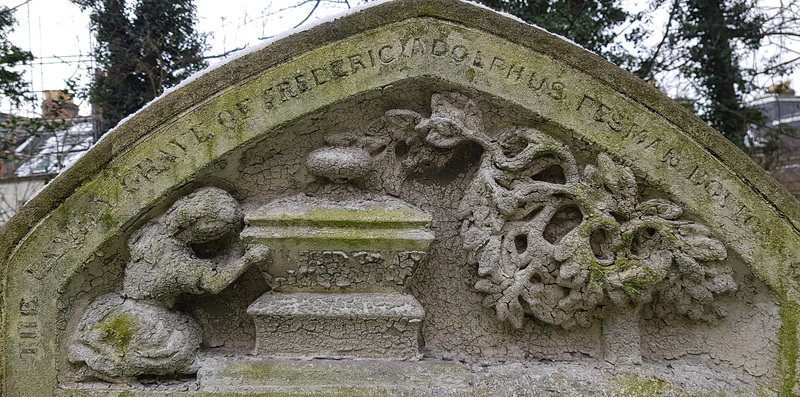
3,0,800,395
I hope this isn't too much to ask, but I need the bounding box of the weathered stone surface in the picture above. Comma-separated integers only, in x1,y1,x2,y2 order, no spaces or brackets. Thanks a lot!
67,293,202,382
2,0,800,395
248,292,424,359
197,357,471,395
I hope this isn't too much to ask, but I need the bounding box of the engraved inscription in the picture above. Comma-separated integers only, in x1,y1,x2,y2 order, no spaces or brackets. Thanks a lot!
18,297,40,361
121,125,216,192
258,36,568,115
118,29,756,233
120,33,576,194
576,94,759,228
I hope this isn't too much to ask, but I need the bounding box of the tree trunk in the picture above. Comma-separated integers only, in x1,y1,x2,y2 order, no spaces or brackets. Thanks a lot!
601,305,642,365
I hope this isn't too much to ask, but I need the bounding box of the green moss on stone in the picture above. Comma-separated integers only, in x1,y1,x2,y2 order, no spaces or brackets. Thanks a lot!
253,205,431,228
612,375,675,396
96,313,138,352
101,208,118,230
778,301,799,396
196,391,386,397
620,265,661,301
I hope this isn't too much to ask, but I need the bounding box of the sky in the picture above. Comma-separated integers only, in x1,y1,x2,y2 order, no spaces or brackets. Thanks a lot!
3,0,360,116
3,0,800,117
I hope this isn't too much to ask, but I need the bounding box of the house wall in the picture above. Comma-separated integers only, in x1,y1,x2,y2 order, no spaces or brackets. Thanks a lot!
0,176,49,226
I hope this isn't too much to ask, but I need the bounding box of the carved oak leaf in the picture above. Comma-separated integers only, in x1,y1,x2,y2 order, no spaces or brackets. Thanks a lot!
464,132,736,328
637,198,684,219
655,224,736,321
418,92,483,148
592,153,637,216
388,93,736,332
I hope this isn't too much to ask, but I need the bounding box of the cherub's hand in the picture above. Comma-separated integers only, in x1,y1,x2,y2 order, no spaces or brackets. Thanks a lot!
243,245,271,267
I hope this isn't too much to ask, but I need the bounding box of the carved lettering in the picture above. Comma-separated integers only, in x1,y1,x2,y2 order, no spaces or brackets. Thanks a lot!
472,51,485,68
451,45,469,62
120,123,214,192
121,172,142,192
155,150,177,164
378,45,396,63
136,157,170,181
263,88,276,109
549,82,565,101
577,95,623,131
276,81,297,101
411,38,425,56
507,64,525,81
687,165,699,180
235,98,251,115
217,109,238,129
490,57,505,74
432,39,448,56
707,180,732,207
624,122,648,143
295,74,311,92
661,148,682,167
644,137,662,151
19,347,37,358
19,297,38,316
168,137,187,152
348,54,367,73
528,73,546,91
312,67,330,84
190,125,214,143
330,59,349,78
18,297,40,361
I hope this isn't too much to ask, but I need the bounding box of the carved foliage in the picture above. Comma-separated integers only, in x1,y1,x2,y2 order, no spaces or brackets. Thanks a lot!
386,92,737,329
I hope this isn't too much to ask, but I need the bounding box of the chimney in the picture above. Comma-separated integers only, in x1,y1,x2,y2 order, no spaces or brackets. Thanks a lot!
768,82,795,97
42,90,80,119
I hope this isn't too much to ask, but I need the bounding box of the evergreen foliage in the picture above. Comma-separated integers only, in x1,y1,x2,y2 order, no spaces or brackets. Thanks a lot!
71,0,207,133
674,0,767,149
476,0,787,151
0,6,33,107
475,0,637,66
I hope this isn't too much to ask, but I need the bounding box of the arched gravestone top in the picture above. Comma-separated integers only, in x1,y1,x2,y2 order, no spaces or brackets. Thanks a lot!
3,0,800,395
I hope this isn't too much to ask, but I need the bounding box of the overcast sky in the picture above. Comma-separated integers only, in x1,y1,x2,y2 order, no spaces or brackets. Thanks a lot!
3,0,358,116
3,0,799,117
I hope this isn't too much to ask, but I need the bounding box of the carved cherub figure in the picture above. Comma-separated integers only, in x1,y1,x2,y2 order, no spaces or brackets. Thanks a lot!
68,187,270,382
122,187,270,307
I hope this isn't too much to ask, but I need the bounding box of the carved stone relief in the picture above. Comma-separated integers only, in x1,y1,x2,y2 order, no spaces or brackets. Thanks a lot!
378,92,738,364
67,187,271,381
66,135,436,382
4,3,798,395
53,87,759,395
242,140,433,359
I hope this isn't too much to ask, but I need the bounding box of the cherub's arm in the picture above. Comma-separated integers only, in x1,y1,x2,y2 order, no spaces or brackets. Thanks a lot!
199,245,270,294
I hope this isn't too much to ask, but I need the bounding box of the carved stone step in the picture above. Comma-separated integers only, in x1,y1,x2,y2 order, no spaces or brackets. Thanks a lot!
247,292,424,359
197,357,470,395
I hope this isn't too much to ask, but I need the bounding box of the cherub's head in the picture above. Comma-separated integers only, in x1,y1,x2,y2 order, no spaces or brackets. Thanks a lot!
164,187,242,244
